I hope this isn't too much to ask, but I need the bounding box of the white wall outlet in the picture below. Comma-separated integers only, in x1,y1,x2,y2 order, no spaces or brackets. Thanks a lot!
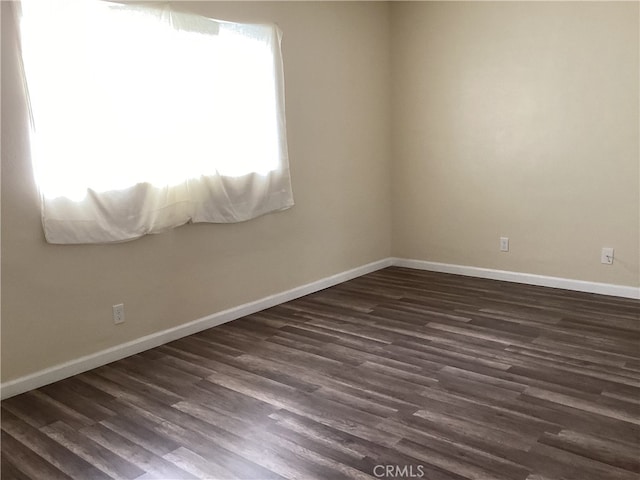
113,304,125,324
601,247,614,265
500,237,509,252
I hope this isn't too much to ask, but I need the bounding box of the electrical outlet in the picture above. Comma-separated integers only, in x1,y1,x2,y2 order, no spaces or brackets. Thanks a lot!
113,304,125,324
601,247,614,265
500,237,509,252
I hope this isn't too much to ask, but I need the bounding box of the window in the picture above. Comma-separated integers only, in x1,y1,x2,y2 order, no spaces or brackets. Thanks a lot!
18,0,293,244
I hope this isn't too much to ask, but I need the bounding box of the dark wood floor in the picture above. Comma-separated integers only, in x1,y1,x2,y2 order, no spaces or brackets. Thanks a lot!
2,267,639,480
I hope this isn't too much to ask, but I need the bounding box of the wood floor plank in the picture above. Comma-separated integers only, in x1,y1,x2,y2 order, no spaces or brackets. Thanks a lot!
521,442,639,480
522,387,640,425
2,390,94,431
1,430,72,480
162,447,244,480
1,409,110,479
3,267,639,479
0,453,34,480
79,422,199,479
40,420,145,480
537,429,640,473
114,399,286,480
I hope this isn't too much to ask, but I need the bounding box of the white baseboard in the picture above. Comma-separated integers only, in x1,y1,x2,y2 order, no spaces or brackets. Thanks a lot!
393,258,640,300
3,256,637,399
0,258,393,400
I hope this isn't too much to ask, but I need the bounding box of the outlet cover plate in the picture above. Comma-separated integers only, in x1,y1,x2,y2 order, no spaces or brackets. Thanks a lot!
500,237,509,252
113,304,125,324
601,247,614,265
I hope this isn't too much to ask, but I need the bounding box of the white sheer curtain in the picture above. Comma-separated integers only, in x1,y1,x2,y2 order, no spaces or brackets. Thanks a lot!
18,0,294,244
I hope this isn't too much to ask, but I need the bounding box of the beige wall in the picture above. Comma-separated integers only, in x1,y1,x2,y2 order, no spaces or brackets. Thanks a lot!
391,1,639,287
1,1,392,382
2,1,638,385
